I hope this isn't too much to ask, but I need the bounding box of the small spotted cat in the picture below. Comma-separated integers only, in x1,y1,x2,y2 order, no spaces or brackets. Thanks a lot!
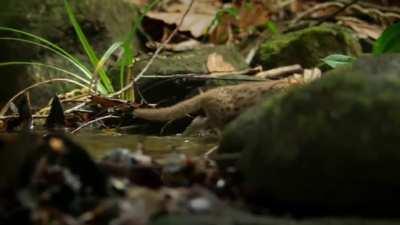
134,79,296,128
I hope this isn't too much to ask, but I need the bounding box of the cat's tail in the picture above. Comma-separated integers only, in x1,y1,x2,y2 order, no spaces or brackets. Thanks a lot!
133,95,204,122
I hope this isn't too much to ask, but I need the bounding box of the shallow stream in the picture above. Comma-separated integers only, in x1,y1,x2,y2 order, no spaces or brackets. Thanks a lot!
70,133,217,160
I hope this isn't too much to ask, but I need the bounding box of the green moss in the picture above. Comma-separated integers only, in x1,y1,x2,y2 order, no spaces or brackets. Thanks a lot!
256,24,361,68
134,45,249,103
134,45,248,76
152,214,400,225
219,54,400,215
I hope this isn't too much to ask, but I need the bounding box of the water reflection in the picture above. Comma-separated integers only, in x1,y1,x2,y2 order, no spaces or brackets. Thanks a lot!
72,133,217,160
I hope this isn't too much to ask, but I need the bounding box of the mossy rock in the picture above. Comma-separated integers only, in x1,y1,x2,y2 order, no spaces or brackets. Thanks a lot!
134,45,248,103
134,45,247,76
0,0,139,106
152,214,400,225
218,54,400,216
255,24,361,69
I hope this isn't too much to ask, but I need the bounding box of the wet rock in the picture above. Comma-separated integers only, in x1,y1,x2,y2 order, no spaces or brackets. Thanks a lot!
218,54,400,216
0,0,140,106
255,24,362,69
101,148,163,189
134,46,247,77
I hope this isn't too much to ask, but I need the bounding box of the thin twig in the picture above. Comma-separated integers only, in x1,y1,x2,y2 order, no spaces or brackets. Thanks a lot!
110,0,195,97
71,114,119,134
64,101,90,114
140,75,264,81
138,67,263,79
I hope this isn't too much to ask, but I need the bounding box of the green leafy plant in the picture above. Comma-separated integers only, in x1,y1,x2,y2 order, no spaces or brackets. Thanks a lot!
373,22,400,55
118,0,160,100
264,21,279,34
63,0,117,93
208,6,240,32
0,0,160,98
0,26,101,91
321,54,356,69
321,22,400,69
0,0,162,116
0,3,119,95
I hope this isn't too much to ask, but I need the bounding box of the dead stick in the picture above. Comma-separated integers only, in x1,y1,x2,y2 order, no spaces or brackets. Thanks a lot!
255,64,303,79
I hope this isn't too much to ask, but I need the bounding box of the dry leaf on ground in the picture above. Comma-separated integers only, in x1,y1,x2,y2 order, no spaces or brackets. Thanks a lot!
207,53,236,74
146,1,220,37
339,17,383,39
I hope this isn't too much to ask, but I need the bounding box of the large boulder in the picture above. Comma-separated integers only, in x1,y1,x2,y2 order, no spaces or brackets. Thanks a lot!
218,54,400,216
0,0,139,106
255,24,362,69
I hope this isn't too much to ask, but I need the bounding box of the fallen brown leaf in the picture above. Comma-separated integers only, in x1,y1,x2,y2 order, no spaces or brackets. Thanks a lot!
207,53,236,73
339,16,383,39
146,1,220,37
238,2,270,31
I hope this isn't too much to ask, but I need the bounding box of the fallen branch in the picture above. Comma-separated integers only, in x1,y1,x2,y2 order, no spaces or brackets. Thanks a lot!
255,64,303,79
139,67,263,80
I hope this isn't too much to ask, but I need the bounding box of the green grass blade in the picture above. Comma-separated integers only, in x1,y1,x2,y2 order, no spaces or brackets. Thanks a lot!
118,0,160,98
92,41,123,91
95,41,123,74
64,0,114,93
0,26,86,69
0,37,92,79
265,21,279,34
0,37,107,94
0,61,91,85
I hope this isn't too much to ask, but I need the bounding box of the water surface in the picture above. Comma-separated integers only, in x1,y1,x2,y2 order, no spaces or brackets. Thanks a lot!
72,133,217,160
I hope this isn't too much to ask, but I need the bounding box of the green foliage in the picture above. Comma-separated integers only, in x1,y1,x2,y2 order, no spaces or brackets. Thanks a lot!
0,26,99,90
63,0,114,93
119,0,160,100
219,7,240,18
209,6,239,30
321,22,400,69
373,22,400,55
0,0,161,99
321,54,355,68
264,21,279,34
